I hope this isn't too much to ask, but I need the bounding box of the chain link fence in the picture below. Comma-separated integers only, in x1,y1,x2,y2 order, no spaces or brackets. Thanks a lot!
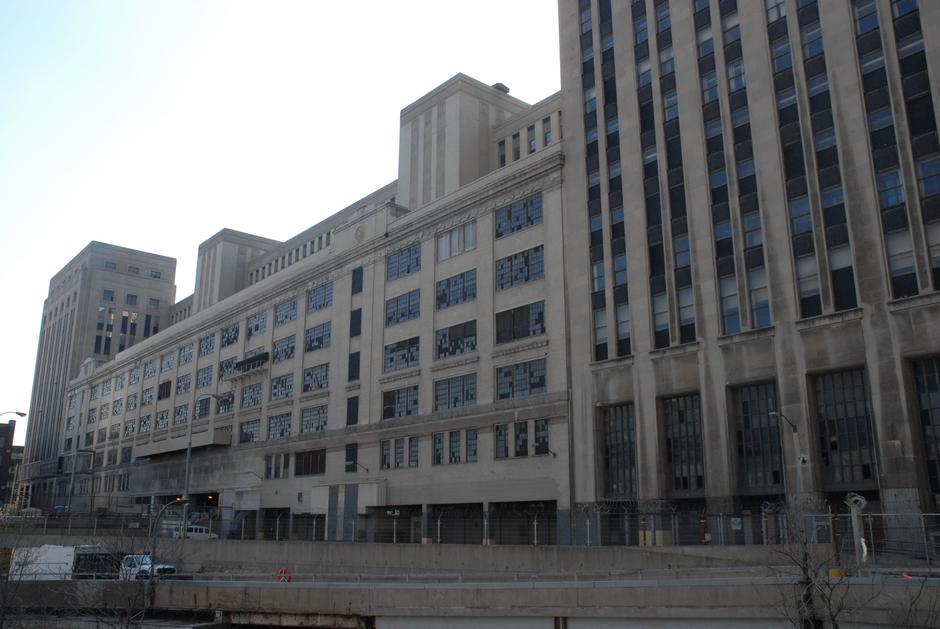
2,509,939,566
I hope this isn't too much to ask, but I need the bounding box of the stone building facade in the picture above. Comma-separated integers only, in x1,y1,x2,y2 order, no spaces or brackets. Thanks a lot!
23,0,940,544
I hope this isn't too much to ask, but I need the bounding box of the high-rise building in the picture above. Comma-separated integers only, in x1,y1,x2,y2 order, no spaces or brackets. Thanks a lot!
23,242,177,507
22,0,940,544
559,0,940,520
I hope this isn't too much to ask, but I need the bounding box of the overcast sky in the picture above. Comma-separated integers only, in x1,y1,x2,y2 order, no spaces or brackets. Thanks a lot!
0,1,561,446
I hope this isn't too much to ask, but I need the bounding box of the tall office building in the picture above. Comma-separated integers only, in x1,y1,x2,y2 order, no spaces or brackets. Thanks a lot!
24,242,176,506
23,0,940,544
559,0,940,520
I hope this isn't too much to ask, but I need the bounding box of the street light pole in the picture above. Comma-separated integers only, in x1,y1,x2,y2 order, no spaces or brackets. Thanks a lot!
181,394,224,540
149,498,191,581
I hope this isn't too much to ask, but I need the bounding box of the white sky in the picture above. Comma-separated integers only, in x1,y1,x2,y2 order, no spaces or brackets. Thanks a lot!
0,1,561,446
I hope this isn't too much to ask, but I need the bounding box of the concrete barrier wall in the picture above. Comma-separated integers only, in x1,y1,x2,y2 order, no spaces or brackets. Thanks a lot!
0,532,820,575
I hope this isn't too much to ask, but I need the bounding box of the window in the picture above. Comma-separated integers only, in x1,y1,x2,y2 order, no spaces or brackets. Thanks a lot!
771,36,792,72
295,449,326,476
917,155,940,198
766,0,785,22
272,335,296,364
796,254,822,317
157,380,171,400
141,387,153,406
275,299,298,326
217,391,234,414
655,1,670,32
437,221,477,261
409,436,420,467
495,301,545,344
496,358,547,400
494,423,509,459
697,26,713,58
601,403,638,498
814,127,836,152
498,140,506,167
127,265,139,275
512,133,521,160
637,59,652,87
593,308,608,361
307,282,334,312
174,404,188,426
514,422,529,457
103,289,114,302
727,59,746,91
302,364,329,392
788,196,813,234
433,433,445,465
384,337,420,372
270,374,293,400
719,275,740,334
219,356,238,380
543,117,552,146
241,383,262,409
176,373,191,395
150,270,162,279
434,373,477,410
221,323,239,348
494,193,543,238
877,169,905,209
104,261,116,270
304,321,331,352
240,419,261,444
246,311,267,341
436,320,477,359
914,357,940,495
348,351,360,381
653,292,670,348
701,71,718,104
194,397,210,420
496,245,544,290
126,393,137,411
814,369,876,488
868,107,893,132
663,89,678,121
437,269,477,309
733,383,782,492
802,21,823,59
386,243,421,281
829,245,858,311
149,298,161,309
351,266,363,294
350,309,362,337
126,294,138,306
659,46,674,76
860,49,885,75
383,386,419,419
743,211,762,248
129,367,140,385
346,396,359,426
892,0,917,18
301,405,328,433
448,431,462,463
268,412,292,440
531,419,549,456
748,267,771,327
381,440,392,470
385,289,420,326
662,393,705,493
854,0,878,35
633,14,648,44
722,13,740,44
885,229,918,298
138,415,151,433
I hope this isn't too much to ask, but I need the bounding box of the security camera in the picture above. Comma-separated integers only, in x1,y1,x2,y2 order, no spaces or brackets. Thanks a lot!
798,454,809,465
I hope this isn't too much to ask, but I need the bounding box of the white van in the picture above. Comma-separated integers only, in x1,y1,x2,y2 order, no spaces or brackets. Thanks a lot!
118,554,176,580
171,524,219,540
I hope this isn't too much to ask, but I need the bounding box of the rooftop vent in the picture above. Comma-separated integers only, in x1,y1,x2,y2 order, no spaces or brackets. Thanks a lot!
492,83,510,94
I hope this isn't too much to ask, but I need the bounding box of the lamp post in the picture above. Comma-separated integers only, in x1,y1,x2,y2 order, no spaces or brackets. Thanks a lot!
768,411,803,508
0,412,26,419
181,394,224,540
150,498,191,581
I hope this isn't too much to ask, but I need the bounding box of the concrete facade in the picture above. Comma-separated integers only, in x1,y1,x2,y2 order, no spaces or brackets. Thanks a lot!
21,2,940,544
23,242,177,507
